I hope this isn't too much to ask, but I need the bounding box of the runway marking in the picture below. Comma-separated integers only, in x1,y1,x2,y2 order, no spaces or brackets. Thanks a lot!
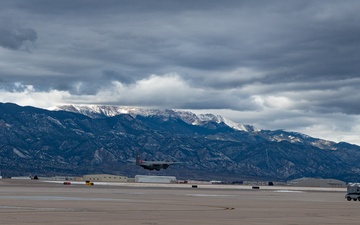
186,194,238,197
0,204,235,213
0,205,77,213
0,195,139,202
190,204,236,211
273,190,304,193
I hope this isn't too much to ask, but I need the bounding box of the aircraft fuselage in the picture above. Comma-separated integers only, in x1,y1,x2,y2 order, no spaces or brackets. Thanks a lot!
136,152,174,171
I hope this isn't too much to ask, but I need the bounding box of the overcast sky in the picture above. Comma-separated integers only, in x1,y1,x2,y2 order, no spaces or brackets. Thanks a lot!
1,0,360,145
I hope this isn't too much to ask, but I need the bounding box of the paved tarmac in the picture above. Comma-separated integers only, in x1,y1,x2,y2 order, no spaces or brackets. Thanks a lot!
0,179,357,225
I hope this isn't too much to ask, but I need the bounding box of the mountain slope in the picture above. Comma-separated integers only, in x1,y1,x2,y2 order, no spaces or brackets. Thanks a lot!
1,102,360,182
56,105,255,132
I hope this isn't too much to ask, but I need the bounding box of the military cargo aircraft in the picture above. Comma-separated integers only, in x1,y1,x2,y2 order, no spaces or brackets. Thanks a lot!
136,151,179,171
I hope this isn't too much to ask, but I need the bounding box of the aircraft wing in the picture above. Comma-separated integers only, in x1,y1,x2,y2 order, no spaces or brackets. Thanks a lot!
150,161,182,165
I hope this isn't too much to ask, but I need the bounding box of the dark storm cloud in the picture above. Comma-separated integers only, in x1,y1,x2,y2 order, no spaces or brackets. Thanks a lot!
15,0,233,15
102,70,136,85
0,22,37,51
1,0,360,127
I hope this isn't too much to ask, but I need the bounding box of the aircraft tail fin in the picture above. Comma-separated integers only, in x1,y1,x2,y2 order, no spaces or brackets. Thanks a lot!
136,151,142,165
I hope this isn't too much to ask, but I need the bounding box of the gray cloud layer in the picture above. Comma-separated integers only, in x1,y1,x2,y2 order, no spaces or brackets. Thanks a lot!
1,0,360,144
0,21,37,51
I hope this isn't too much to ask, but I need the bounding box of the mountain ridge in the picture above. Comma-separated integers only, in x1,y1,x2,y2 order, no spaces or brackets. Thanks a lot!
1,102,360,182
55,105,256,132
56,104,337,150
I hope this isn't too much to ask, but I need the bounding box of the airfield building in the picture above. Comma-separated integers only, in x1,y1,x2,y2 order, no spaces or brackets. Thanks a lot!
288,178,346,188
83,174,128,182
135,175,176,183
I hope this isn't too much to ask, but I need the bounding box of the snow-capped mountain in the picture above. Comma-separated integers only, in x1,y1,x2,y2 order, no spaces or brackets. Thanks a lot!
2,102,359,181
56,105,257,132
56,105,335,150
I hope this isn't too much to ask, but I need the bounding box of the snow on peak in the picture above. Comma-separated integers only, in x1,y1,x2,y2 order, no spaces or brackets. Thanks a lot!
55,105,255,132
196,114,249,131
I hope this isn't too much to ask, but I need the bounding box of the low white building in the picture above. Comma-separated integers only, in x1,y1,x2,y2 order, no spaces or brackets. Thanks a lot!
83,174,128,182
10,176,31,180
135,175,176,183
288,178,346,188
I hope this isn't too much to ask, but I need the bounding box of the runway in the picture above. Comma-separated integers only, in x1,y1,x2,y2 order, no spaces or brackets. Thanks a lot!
0,179,357,224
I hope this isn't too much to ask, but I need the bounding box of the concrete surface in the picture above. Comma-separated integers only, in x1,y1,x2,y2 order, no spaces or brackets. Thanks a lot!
0,179,357,224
